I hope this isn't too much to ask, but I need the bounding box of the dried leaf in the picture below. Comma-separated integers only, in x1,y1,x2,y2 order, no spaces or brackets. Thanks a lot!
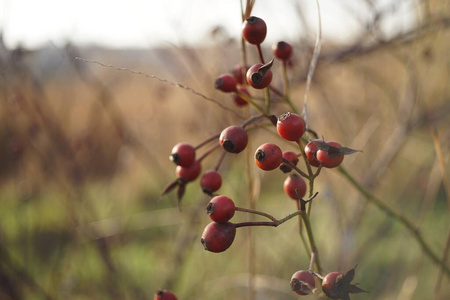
349,284,369,294
338,147,363,155
257,57,274,74
341,293,351,300
177,183,186,206
342,266,356,285
160,179,179,197
312,139,329,151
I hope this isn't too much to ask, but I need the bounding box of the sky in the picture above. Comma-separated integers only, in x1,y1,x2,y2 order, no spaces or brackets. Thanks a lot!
0,0,418,50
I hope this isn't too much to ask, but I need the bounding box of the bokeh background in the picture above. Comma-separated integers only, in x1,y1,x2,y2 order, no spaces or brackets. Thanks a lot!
0,0,449,299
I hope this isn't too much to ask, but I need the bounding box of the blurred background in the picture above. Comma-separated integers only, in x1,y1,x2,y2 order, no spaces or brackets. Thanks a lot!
0,0,449,299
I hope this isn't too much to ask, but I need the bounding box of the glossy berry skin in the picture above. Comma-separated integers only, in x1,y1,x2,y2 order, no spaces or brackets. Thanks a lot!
273,41,293,61
206,195,235,223
219,126,248,153
277,112,306,141
154,289,178,300
304,140,322,167
200,170,222,195
246,63,272,89
284,173,306,200
322,272,344,299
255,143,283,171
242,16,267,45
316,141,344,168
170,143,195,167
175,160,201,182
232,86,250,107
280,151,299,173
201,221,236,253
290,270,316,295
215,74,237,92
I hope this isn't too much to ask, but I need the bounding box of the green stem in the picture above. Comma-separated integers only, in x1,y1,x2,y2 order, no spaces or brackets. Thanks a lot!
282,158,309,179
296,139,316,215
338,165,450,277
236,90,265,114
301,210,322,273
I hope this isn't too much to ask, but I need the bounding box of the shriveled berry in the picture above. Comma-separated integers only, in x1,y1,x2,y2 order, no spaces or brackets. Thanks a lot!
304,139,323,167
283,173,306,200
201,221,236,253
280,151,299,173
290,270,316,295
255,143,283,171
176,160,201,182
154,289,178,300
246,63,273,89
242,16,267,45
200,170,222,195
206,195,235,223
277,112,306,141
232,86,250,107
273,41,293,61
316,141,344,168
215,74,237,92
219,126,248,153
170,143,195,167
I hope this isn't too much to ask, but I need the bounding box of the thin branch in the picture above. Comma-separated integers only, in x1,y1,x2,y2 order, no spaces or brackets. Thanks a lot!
303,0,322,133
75,57,245,120
338,166,450,277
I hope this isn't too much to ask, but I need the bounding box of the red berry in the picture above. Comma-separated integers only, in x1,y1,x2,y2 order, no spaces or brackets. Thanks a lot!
277,112,306,141
304,139,322,167
279,150,299,173
242,16,267,45
273,41,293,61
246,63,273,89
175,160,201,182
232,86,250,107
201,221,236,253
322,272,344,299
170,143,195,167
219,126,248,153
154,289,178,300
232,64,247,84
206,195,235,223
200,170,222,195
316,141,344,168
255,143,283,171
283,173,306,200
290,270,316,295
215,74,237,92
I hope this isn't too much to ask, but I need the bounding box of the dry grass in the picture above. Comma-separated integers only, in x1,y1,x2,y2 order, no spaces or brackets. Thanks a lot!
0,2,449,300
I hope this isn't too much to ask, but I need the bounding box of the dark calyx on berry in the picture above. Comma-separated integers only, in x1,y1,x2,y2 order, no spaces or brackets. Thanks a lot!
169,153,180,164
222,139,236,152
251,72,263,85
255,149,266,162
278,112,291,121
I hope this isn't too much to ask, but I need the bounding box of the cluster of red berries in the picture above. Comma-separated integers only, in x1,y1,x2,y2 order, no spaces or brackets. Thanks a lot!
201,195,237,253
161,14,365,299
